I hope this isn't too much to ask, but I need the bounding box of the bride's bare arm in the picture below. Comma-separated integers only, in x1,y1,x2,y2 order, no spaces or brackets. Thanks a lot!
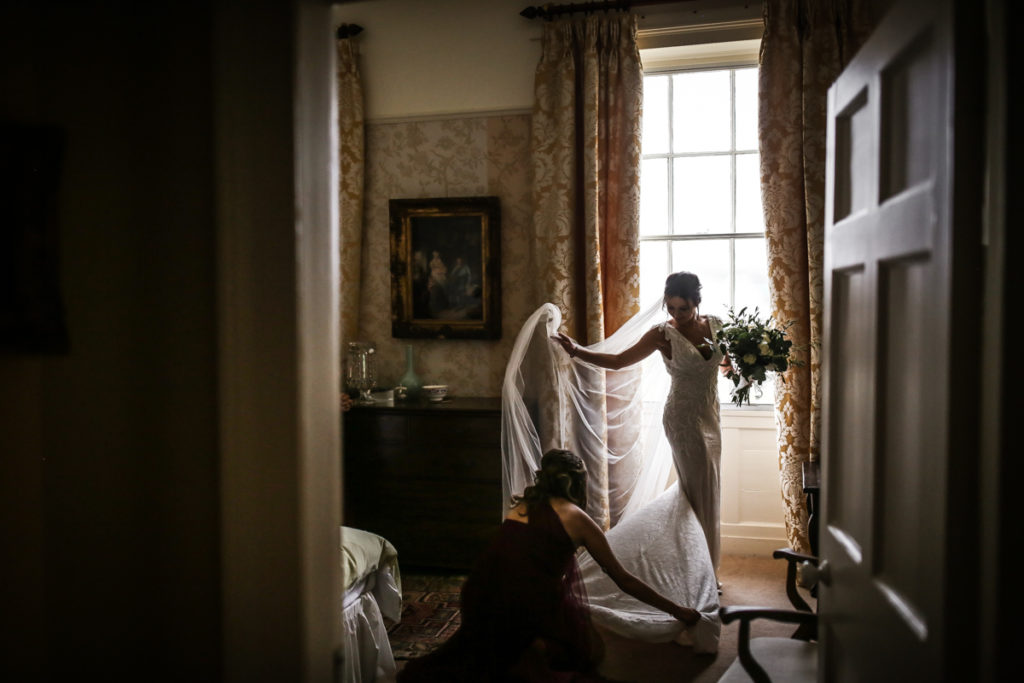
551,326,664,370
563,505,700,625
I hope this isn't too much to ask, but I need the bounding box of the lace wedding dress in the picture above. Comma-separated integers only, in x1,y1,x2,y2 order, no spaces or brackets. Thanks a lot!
502,303,722,654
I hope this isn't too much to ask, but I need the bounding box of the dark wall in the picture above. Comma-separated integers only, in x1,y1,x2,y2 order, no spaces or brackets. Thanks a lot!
1,3,221,679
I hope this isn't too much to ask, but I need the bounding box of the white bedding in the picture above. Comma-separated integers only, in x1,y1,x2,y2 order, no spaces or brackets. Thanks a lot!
340,527,403,683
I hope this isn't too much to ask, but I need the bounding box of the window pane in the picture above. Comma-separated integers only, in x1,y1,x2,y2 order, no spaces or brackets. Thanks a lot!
735,67,759,151
642,75,670,154
735,153,764,233
756,374,778,405
670,239,730,318
673,156,731,234
718,372,738,405
640,241,671,306
640,158,669,237
672,71,731,153
735,237,771,318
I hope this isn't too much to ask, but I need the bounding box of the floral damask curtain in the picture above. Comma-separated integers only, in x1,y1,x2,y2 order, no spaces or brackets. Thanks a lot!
529,13,643,527
337,37,365,355
759,0,873,553
531,13,643,341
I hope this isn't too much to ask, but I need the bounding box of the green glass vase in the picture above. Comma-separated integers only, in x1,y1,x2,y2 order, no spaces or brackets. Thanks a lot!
398,345,422,399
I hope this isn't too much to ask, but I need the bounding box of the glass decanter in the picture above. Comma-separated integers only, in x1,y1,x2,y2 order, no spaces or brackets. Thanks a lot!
346,341,377,405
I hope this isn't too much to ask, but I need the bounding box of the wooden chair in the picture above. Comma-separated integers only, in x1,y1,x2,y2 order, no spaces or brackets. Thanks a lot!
717,549,819,683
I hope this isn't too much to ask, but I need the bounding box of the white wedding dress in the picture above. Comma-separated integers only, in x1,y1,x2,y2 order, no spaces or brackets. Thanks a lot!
501,303,722,654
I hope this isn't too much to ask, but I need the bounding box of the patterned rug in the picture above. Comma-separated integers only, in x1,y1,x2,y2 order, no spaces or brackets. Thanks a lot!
388,573,466,660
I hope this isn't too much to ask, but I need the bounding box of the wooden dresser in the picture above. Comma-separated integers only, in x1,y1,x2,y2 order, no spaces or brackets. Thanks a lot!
342,396,503,571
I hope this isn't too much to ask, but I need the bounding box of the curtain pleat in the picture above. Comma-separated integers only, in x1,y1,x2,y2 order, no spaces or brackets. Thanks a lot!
758,0,873,553
337,38,366,357
531,14,643,341
529,14,643,527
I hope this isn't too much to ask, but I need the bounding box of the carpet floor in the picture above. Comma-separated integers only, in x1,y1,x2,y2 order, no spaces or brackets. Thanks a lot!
389,552,816,682
387,573,464,660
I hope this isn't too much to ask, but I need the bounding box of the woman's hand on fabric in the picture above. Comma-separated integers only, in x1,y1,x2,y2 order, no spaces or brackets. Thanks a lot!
568,508,698,620
552,326,662,369
672,605,701,626
550,332,577,357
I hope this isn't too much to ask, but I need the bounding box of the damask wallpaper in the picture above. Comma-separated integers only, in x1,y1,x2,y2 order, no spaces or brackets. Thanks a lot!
356,114,535,398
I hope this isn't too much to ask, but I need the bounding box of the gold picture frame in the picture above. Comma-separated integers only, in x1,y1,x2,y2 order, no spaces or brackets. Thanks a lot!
389,196,501,339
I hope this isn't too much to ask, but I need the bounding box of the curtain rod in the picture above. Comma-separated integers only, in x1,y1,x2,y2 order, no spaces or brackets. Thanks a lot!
336,23,363,39
520,0,696,21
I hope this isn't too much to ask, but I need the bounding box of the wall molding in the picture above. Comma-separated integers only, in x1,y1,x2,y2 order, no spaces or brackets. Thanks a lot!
721,524,789,556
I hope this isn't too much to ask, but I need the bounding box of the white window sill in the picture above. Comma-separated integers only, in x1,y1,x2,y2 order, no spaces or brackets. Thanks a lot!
720,402,774,413
720,403,776,429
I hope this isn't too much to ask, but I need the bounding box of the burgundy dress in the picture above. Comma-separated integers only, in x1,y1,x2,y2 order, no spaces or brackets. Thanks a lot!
398,500,605,682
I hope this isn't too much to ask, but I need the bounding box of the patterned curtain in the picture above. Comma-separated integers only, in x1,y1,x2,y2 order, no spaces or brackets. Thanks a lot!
337,37,365,357
529,13,643,527
758,0,873,553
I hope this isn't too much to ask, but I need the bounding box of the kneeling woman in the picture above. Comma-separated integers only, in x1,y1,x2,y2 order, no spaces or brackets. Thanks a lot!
398,449,699,682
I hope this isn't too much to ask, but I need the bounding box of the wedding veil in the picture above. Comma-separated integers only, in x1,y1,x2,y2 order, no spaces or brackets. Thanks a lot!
500,298,677,529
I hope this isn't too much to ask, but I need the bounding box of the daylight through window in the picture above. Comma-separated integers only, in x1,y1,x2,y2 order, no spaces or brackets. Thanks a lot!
640,64,773,405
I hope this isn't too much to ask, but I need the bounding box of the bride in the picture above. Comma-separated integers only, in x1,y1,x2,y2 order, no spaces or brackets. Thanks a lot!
501,271,726,654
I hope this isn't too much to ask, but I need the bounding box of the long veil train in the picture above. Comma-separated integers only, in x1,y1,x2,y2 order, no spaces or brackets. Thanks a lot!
500,301,721,653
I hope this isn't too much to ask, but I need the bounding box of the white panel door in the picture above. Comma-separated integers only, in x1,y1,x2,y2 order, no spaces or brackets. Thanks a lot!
820,0,982,680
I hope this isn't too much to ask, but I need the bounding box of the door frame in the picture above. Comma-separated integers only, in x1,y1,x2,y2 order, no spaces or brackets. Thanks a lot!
215,1,342,680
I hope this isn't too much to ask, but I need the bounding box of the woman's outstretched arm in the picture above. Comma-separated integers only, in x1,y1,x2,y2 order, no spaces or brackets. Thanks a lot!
551,326,665,370
561,504,700,625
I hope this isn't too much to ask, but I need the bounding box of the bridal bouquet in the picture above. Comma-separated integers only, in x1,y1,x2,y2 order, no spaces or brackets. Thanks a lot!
711,306,804,407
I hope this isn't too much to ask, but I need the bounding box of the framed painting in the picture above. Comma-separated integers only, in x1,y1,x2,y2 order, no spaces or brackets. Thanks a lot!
389,196,501,339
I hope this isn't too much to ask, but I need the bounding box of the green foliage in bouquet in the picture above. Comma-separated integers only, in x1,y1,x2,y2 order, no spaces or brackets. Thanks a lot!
709,306,804,407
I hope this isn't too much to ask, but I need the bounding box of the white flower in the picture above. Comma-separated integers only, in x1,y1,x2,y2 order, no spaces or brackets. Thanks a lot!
758,342,770,355
742,353,757,365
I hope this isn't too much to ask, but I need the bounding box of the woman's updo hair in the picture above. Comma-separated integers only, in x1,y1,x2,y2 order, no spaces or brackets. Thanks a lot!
510,448,588,510
664,271,702,306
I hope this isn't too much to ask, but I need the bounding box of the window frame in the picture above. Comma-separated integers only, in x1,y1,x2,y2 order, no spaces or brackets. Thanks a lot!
640,57,762,308
639,42,775,409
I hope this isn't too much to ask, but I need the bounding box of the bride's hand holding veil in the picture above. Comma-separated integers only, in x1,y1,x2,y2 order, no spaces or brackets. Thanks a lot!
550,331,578,357
550,328,665,370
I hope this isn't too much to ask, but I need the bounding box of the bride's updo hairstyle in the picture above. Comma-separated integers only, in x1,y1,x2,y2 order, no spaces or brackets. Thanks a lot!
511,448,588,509
664,271,702,306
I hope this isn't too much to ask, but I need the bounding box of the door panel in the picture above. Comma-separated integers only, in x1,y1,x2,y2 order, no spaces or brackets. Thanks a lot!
827,267,872,563
834,89,874,220
820,0,980,680
879,31,939,200
877,256,930,611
